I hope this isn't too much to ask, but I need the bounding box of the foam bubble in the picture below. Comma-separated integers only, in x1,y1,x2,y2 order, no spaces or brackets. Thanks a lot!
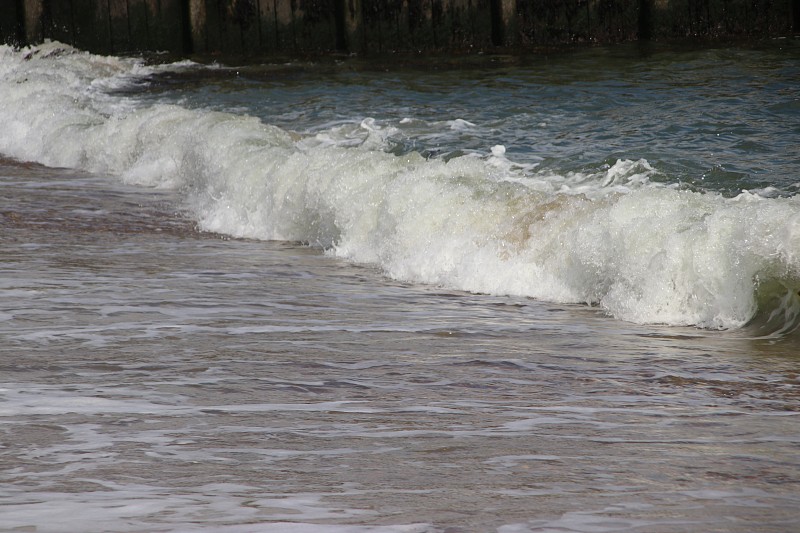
2,43,799,331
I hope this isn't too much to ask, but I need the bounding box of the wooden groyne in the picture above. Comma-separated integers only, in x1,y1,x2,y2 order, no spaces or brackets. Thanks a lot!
2,1,798,57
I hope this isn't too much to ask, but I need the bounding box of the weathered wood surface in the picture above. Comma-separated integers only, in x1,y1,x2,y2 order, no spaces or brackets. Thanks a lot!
2,1,798,56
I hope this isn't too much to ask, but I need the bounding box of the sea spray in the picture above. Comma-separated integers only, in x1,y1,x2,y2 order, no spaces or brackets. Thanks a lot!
2,42,799,331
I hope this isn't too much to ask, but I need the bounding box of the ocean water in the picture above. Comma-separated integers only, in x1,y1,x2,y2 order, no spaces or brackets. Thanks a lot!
1,40,799,532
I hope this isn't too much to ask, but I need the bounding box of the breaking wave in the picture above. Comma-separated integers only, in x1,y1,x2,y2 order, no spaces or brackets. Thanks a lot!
2,42,799,332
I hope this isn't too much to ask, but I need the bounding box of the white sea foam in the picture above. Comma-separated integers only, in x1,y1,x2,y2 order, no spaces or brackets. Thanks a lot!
2,43,799,330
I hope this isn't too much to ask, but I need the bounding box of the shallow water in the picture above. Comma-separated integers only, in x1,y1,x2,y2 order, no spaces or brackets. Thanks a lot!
1,41,800,532
2,158,799,532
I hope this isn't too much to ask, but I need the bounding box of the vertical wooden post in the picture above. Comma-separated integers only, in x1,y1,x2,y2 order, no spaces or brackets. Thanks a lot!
491,0,516,46
70,0,112,52
236,0,261,54
188,0,208,53
108,0,130,53
341,0,362,53
146,0,163,50
257,0,277,53
409,0,435,52
23,0,44,44
273,0,294,51
45,0,76,45
127,0,150,50
156,0,192,54
219,0,244,55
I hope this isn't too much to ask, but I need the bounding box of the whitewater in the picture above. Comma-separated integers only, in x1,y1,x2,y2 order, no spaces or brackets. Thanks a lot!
2,41,799,332
2,40,800,533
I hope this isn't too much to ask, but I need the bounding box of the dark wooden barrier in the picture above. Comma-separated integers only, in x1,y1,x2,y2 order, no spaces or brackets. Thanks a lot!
2,1,797,56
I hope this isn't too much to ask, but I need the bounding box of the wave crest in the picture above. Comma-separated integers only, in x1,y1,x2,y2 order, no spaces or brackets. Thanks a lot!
2,43,799,331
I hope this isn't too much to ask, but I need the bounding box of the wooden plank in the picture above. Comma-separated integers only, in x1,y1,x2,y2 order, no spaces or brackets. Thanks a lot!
108,0,130,53
273,0,295,51
491,0,517,46
339,0,364,52
71,0,113,52
45,0,75,45
408,0,434,51
294,0,337,52
204,0,223,53
381,0,413,51
144,0,162,49
219,0,241,55
13,0,794,56
238,0,262,54
126,0,149,51
157,0,190,53
361,0,413,53
23,0,44,44
217,0,260,55
188,0,208,53
443,0,492,48
590,0,638,43
516,0,573,45
360,0,381,52
257,0,278,52
94,0,113,52
464,0,493,48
